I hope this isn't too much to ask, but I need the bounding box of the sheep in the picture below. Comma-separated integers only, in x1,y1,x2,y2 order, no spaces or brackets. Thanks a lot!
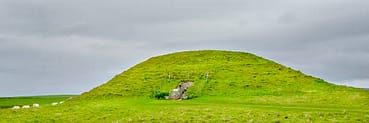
12,106,20,110
22,105,30,109
32,103,39,108
51,102,58,106
59,101,64,104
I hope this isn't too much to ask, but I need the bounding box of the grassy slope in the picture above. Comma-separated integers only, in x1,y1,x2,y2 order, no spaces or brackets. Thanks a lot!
0,95,76,109
78,50,368,106
0,50,368,122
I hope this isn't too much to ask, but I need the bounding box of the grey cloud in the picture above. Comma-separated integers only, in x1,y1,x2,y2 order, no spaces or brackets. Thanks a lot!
1,0,369,96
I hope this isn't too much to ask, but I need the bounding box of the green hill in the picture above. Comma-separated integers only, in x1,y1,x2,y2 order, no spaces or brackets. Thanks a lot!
76,50,368,105
1,50,368,122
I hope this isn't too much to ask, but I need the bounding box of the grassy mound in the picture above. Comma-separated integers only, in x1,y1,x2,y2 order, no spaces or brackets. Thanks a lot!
76,50,368,105
1,50,368,122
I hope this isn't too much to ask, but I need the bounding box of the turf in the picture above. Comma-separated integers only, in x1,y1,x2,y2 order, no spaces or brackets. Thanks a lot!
0,97,368,122
0,95,76,109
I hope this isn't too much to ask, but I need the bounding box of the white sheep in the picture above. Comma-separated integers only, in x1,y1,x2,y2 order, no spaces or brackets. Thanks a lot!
22,105,30,109
59,101,64,104
51,102,58,106
12,106,20,110
32,103,40,108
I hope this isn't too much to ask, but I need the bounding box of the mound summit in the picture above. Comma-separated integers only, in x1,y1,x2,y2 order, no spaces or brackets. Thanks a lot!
77,50,368,105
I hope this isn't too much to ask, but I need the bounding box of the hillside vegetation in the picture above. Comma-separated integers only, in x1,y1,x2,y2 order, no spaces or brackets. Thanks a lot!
1,50,368,122
77,50,368,106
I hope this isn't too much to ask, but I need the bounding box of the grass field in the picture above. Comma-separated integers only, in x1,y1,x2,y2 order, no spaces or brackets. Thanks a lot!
0,96,368,122
0,95,76,109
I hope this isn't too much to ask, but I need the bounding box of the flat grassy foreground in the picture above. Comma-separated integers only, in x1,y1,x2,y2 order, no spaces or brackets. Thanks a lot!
0,95,76,109
0,96,368,122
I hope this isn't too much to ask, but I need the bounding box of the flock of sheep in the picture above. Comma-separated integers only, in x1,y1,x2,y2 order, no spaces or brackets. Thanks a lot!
11,101,64,110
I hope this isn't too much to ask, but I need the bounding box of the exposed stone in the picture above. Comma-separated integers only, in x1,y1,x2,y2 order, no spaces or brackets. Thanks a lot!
169,82,193,100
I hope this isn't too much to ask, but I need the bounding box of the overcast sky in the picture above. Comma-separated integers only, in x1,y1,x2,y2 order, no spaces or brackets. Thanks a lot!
1,0,368,97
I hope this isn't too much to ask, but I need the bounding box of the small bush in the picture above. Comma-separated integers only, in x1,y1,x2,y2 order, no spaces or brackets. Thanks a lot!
152,90,169,99
315,79,326,84
185,90,198,99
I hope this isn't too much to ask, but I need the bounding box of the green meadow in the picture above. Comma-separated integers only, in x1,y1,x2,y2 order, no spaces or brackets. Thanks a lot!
1,50,368,122
0,95,76,109
0,97,368,122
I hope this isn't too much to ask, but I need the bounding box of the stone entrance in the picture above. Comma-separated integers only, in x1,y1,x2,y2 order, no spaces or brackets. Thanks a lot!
169,82,193,100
